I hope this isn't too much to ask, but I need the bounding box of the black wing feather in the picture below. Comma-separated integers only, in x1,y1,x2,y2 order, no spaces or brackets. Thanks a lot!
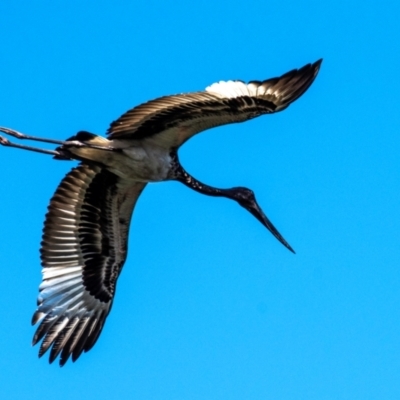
33,164,146,366
107,60,322,148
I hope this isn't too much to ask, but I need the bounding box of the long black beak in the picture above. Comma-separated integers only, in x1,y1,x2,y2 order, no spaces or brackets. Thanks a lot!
241,200,295,254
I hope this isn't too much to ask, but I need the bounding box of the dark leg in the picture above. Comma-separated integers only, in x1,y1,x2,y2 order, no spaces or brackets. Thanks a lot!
0,126,68,145
0,126,71,157
0,126,117,157
0,135,62,157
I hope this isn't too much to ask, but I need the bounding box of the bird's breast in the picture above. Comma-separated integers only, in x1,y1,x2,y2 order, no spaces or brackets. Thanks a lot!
110,140,172,182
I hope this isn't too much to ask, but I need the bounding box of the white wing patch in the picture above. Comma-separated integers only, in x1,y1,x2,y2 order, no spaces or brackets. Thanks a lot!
205,80,252,98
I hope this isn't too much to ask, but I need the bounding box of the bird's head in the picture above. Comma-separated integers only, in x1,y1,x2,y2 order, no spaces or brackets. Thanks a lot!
228,186,295,253
229,187,256,207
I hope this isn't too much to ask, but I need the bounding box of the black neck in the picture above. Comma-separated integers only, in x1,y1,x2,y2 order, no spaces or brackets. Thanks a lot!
170,151,234,198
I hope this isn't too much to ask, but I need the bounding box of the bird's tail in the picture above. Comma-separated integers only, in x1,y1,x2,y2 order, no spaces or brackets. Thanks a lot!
54,131,113,162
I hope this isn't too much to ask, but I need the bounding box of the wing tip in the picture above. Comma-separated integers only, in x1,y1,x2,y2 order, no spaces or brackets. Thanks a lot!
311,58,323,78
269,58,323,109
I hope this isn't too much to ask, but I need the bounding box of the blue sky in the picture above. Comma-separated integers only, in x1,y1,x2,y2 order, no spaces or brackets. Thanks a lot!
0,0,399,399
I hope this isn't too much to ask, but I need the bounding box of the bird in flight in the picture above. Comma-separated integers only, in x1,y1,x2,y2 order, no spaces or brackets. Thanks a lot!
0,59,322,366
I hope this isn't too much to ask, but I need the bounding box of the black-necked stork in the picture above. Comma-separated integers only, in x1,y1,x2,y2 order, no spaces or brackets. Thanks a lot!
0,59,322,366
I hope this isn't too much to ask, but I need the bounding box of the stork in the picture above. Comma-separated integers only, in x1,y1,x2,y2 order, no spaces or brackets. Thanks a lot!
0,59,322,366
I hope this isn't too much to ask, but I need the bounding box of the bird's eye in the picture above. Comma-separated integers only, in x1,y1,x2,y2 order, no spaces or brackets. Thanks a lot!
243,189,254,199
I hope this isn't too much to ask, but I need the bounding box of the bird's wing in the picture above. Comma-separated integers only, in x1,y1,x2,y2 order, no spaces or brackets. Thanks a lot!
33,164,146,366
107,60,321,148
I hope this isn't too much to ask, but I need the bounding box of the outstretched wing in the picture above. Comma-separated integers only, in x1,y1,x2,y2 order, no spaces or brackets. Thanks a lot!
107,60,322,148
32,164,146,366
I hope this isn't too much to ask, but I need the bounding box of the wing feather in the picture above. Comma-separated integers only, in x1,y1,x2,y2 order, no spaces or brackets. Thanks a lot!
107,60,322,148
33,164,146,366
